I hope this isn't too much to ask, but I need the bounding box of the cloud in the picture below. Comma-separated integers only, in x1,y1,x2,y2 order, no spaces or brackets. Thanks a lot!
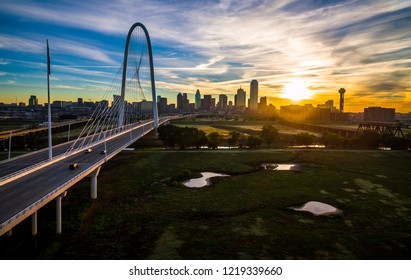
54,85,84,90
0,80,16,85
1,0,411,110
53,39,117,64
0,34,117,65
0,34,44,53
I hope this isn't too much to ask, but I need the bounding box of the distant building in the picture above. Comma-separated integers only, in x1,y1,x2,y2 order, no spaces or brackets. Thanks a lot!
228,100,234,110
182,93,189,112
259,96,267,107
364,107,395,122
167,103,176,113
250,80,258,111
28,95,38,107
317,100,336,110
195,89,201,110
99,100,109,109
203,95,213,111
52,100,63,108
177,92,183,111
78,98,84,107
258,96,267,112
236,87,246,110
140,100,152,111
177,92,190,112
280,104,314,122
218,94,228,110
158,97,167,114
280,103,347,122
84,101,95,109
113,95,121,107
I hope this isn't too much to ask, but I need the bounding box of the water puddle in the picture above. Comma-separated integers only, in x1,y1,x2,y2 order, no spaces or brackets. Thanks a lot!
289,145,325,148
262,163,299,171
183,172,229,188
290,201,342,216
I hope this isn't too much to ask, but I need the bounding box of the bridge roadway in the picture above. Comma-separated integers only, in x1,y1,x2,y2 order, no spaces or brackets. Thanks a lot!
0,118,169,236
0,137,78,179
0,119,155,180
0,119,87,140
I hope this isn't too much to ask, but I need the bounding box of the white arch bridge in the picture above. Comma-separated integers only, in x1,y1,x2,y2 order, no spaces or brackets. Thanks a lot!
0,23,178,236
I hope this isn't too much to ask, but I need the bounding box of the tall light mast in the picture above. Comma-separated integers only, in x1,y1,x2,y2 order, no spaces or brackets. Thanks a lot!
47,40,53,160
339,88,345,113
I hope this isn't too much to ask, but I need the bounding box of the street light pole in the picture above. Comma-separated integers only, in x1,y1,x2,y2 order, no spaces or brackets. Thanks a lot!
47,40,52,161
8,131,12,160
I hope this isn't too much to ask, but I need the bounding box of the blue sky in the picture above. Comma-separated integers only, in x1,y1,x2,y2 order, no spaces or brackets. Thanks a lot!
1,0,411,112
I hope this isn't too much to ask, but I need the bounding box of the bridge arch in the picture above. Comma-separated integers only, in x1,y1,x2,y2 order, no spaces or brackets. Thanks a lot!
118,22,159,129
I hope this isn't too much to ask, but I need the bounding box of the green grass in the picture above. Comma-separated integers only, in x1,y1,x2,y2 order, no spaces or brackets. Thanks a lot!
172,120,320,136
173,123,232,136
1,149,410,259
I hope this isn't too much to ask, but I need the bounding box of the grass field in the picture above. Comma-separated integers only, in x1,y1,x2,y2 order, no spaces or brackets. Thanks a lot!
172,120,322,137
1,149,410,260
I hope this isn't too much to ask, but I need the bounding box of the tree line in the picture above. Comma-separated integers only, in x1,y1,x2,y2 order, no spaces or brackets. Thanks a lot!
157,124,410,150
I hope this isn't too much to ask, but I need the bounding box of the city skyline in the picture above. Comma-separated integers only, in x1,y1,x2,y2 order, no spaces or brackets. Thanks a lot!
1,1,411,112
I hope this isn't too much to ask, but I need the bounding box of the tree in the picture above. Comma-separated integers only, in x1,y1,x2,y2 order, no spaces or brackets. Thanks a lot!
261,125,279,147
351,131,380,149
294,132,316,147
176,127,199,149
321,132,344,148
207,132,222,149
247,135,262,148
227,131,240,147
380,134,404,150
157,124,181,149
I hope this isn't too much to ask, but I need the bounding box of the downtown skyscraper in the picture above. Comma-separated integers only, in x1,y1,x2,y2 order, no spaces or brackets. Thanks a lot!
250,80,258,111
195,89,201,110
235,87,246,110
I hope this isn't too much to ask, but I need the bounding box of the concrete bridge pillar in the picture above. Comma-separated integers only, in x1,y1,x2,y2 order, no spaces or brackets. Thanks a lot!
6,229,12,237
56,195,62,234
31,211,37,236
56,192,67,235
89,166,101,199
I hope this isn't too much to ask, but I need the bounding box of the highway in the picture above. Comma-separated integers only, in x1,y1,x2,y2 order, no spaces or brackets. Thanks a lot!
0,120,155,180
0,119,167,235
0,140,75,179
0,120,87,140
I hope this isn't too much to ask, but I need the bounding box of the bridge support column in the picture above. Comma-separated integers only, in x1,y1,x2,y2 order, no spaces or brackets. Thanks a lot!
6,229,12,237
89,166,101,199
31,211,37,236
56,192,66,235
56,195,62,234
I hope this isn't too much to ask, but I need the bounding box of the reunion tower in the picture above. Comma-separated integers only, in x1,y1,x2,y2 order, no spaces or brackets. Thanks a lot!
339,88,345,112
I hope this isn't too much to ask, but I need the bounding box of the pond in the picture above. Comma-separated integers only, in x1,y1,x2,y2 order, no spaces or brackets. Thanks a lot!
262,163,300,171
290,201,342,216
183,172,229,188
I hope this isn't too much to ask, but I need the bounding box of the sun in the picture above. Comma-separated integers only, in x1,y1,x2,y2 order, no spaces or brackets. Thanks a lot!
281,78,313,101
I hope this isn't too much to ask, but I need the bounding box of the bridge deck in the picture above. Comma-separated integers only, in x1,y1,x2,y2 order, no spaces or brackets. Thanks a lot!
0,119,168,235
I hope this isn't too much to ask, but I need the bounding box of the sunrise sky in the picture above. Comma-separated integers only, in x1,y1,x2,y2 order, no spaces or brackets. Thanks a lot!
1,0,411,112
